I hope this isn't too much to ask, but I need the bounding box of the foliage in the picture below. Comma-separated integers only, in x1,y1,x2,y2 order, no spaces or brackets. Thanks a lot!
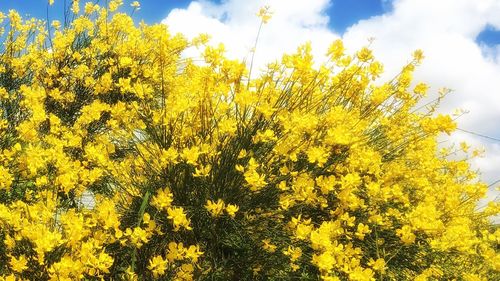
0,1,498,280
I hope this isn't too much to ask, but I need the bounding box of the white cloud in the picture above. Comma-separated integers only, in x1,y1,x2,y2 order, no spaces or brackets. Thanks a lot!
342,0,500,202
162,0,338,70
162,0,500,202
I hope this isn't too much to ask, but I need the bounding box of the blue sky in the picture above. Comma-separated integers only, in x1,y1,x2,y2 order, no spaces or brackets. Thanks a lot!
2,0,499,45
477,25,500,46
3,0,385,33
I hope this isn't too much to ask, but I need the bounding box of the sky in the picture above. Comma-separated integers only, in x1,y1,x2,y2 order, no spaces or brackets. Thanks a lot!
2,0,500,205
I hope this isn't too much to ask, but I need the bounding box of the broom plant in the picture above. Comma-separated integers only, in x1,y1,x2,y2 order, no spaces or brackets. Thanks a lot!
0,1,498,280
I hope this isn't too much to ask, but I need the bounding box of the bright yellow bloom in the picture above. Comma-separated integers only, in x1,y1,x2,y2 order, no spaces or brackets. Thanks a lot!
225,204,239,218
185,245,204,263
413,49,425,63
357,47,373,62
283,246,302,262
355,223,371,240
256,6,272,24
126,227,150,248
151,188,174,210
167,207,192,231
261,239,277,253
368,258,386,273
166,242,185,262
0,166,13,191
306,146,328,167
313,252,335,272
148,255,168,278
396,225,416,245
9,255,28,273
205,199,225,217
327,39,345,60
181,146,200,165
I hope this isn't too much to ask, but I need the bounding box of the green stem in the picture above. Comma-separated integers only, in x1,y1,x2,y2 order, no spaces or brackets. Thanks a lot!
131,190,151,272
247,20,264,90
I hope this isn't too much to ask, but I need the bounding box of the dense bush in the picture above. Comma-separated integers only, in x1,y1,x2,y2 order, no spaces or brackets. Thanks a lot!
0,1,498,280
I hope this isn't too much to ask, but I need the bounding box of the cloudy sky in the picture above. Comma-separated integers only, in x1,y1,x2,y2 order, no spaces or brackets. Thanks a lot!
4,0,500,204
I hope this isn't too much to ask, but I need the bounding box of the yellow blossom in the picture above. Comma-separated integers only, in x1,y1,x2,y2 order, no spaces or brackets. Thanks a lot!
9,255,28,273
225,204,239,218
148,255,168,278
262,239,277,253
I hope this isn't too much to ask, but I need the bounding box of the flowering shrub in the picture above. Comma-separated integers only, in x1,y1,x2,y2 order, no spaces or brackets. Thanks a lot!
0,1,498,280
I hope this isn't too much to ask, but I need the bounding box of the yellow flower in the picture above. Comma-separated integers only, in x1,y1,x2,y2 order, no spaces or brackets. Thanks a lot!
148,255,167,278
0,166,13,191
368,258,386,273
109,0,123,12
235,164,244,172
283,246,302,262
261,239,276,253
349,267,375,281
176,263,194,280
306,146,328,167
256,6,272,24
396,225,416,245
357,47,373,62
71,0,80,14
4,235,15,250
166,242,186,262
185,245,204,263
295,221,313,240
127,227,150,248
193,164,211,177
413,49,425,63
225,204,239,218
413,82,429,96
355,223,371,240
151,188,174,211
327,39,344,60
312,252,335,272
167,207,192,231
9,255,28,273
181,146,200,165
125,266,138,281
205,199,225,217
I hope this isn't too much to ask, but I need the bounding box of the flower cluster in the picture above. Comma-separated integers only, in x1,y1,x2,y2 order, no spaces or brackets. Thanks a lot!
0,1,498,280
